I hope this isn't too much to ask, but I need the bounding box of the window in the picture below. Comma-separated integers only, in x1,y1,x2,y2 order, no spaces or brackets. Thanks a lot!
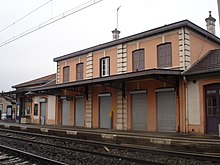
63,66,70,83
0,104,3,112
157,43,172,68
76,63,83,80
100,57,110,77
206,89,218,117
132,49,145,71
34,104,38,116
207,96,217,116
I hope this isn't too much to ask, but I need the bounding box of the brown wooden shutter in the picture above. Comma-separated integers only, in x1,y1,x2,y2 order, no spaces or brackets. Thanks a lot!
139,49,145,70
165,43,172,66
63,66,70,83
157,43,172,67
132,52,138,71
132,49,145,71
76,63,83,80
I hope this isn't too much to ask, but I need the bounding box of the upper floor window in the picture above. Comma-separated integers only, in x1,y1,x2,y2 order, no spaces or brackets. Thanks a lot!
76,63,83,81
100,57,110,77
63,66,70,83
157,43,172,68
132,49,145,71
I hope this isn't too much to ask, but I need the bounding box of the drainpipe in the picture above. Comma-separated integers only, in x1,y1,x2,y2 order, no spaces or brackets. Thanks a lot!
183,76,189,133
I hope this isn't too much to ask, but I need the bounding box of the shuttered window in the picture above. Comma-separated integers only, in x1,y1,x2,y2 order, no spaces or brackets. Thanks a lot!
76,63,83,80
100,57,110,77
63,66,70,83
157,43,172,68
132,49,145,71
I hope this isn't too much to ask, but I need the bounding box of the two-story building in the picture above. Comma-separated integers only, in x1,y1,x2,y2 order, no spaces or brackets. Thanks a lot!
13,12,220,134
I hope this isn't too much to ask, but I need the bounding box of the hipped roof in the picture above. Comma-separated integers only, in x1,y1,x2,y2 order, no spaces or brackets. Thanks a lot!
54,20,220,62
12,73,56,89
183,49,220,76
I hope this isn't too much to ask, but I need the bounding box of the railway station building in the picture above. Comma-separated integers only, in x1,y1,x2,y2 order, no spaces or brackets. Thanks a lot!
12,13,220,134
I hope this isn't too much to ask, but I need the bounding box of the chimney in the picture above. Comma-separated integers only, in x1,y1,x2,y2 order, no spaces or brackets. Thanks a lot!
112,28,120,40
205,11,216,35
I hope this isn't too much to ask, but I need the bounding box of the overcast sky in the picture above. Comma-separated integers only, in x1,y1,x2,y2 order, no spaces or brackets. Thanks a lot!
0,0,219,91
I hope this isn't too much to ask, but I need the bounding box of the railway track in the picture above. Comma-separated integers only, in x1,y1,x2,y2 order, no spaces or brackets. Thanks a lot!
0,128,219,164
0,149,30,165
0,144,65,165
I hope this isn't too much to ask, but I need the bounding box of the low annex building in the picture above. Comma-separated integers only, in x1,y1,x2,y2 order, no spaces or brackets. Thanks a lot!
12,14,220,134
12,74,56,124
183,49,220,134
0,93,16,120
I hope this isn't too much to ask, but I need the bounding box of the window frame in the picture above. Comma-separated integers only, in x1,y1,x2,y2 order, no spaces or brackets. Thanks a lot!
34,104,38,116
100,57,110,77
157,42,172,68
0,104,3,111
76,63,84,81
63,66,70,83
132,49,145,72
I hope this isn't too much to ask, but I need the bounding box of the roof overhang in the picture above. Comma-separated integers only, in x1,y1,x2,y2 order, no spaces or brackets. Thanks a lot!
182,70,220,77
29,69,182,92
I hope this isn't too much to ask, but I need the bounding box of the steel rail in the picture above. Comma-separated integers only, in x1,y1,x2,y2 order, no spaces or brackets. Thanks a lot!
0,128,219,164
0,144,67,165
0,130,165,164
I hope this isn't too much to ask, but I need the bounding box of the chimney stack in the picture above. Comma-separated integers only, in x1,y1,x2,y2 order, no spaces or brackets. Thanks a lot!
205,11,216,35
112,28,120,40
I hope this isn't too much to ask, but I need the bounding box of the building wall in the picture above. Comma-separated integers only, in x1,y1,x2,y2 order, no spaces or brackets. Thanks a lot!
0,97,13,116
52,25,220,134
187,80,200,125
126,79,177,131
92,47,117,78
31,95,56,125
189,30,220,65
57,55,87,83
92,86,118,128
47,95,56,125
185,76,220,134
32,96,40,124
57,27,220,83
127,31,180,72
57,30,182,83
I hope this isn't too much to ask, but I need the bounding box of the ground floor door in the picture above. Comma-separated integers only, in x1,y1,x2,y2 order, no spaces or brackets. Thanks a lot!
40,102,47,125
156,89,176,132
131,91,147,131
75,97,84,127
99,94,111,129
62,99,70,125
206,84,220,134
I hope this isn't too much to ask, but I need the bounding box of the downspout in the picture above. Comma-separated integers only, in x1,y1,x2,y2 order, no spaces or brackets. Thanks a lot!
183,76,189,133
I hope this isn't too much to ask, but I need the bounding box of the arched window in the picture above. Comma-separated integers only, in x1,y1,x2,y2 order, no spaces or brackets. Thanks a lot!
132,49,145,71
76,63,83,80
157,42,172,68
63,66,70,83
100,57,110,77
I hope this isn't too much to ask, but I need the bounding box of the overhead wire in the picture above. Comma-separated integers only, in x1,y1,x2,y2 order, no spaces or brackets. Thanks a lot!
0,0,52,33
0,0,104,48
